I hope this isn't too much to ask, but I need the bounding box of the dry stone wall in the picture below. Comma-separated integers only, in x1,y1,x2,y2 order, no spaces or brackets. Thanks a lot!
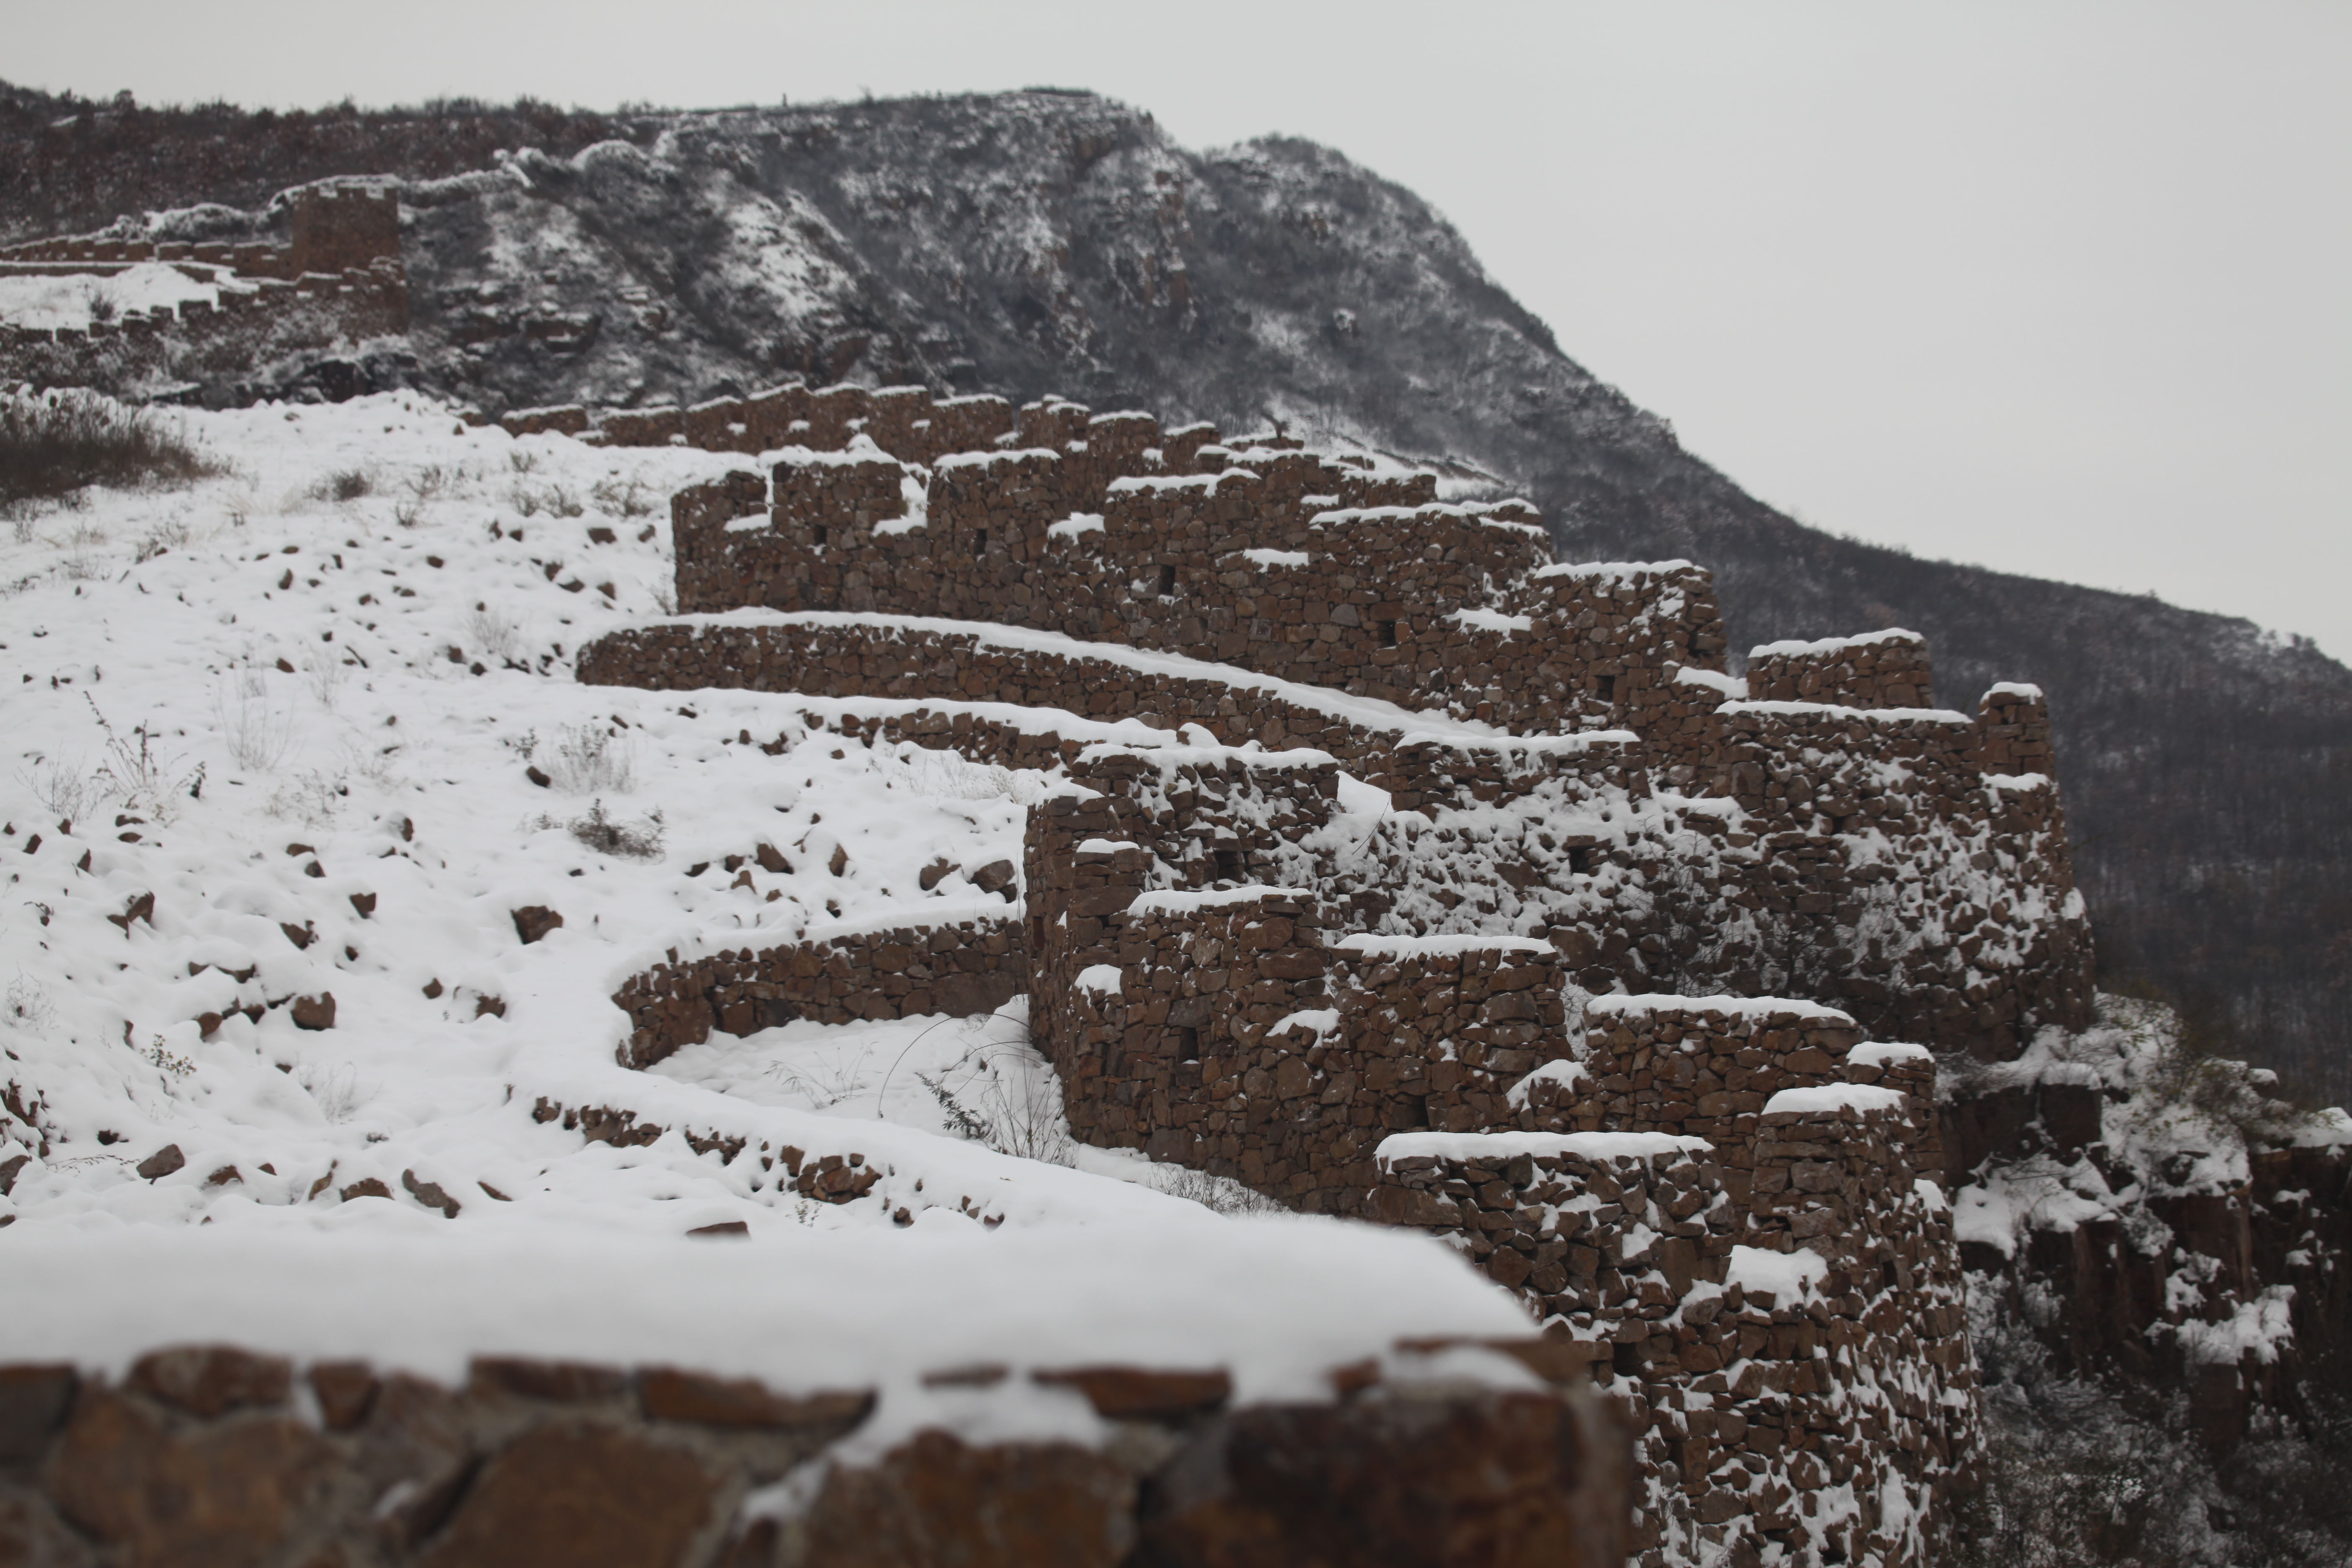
0,1345,1626,1568
1370,1056,1978,1568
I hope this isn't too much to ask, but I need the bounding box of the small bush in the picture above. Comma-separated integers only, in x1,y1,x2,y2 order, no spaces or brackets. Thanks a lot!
544,724,634,793
591,474,655,517
311,468,371,503
564,799,664,859
0,390,216,507
464,606,524,665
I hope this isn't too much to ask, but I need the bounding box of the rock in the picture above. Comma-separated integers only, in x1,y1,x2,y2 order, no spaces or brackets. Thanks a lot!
339,1177,393,1202
467,1359,629,1403
307,1361,379,1430
0,1364,78,1463
970,859,1017,894
0,1488,98,1568
525,765,552,788
511,906,564,944
474,995,506,1018
49,1385,328,1568
349,891,377,917
402,1168,462,1218
204,1165,241,1186
417,1422,721,1568
800,1429,1137,1568
0,1154,27,1195
1032,1365,1232,1421
135,1144,186,1181
638,1367,874,1431
291,992,336,1030
686,1220,749,1239
105,891,155,931
423,978,444,998
755,841,791,874
1138,1388,1628,1568
281,920,316,949
128,1346,292,1418
829,844,850,877
919,856,962,890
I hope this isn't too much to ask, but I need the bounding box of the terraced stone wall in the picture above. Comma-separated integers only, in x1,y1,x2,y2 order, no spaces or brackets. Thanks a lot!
1370,1085,1979,1568
0,1345,1626,1568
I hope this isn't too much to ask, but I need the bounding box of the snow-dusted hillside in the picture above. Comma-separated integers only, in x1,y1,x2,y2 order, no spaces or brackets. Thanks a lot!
0,391,1538,1403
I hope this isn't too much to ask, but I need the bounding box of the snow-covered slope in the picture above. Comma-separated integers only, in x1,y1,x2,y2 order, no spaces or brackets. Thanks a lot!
0,392,1537,1395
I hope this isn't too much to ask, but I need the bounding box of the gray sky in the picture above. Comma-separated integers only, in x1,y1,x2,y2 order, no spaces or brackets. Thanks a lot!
15,0,2350,658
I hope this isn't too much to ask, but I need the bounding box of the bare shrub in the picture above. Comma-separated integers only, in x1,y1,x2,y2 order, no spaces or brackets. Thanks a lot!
562,799,665,858
1147,1165,1288,1216
917,1029,1074,1166
392,465,448,528
87,695,196,821
310,469,371,503
303,653,347,710
134,518,190,562
297,1065,370,1124
0,391,213,508
591,473,655,517
464,606,523,664
21,756,103,821
544,724,634,794
214,680,296,771
5,973,56,1034
61,522,108,580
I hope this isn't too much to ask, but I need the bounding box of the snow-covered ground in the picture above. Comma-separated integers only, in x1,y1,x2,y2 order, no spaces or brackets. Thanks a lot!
0,262,229,331
0,391,1532,1406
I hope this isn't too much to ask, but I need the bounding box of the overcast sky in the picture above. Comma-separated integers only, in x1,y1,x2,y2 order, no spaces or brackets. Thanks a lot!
14,0,2349,658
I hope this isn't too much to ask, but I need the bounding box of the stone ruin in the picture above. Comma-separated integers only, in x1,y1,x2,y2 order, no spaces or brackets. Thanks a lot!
529,380,2148,1567
0,185,408,398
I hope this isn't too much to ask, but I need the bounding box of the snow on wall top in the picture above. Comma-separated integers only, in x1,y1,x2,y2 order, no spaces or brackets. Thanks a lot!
1377,1130,1712,1164
0,1221,1540,1455
1333,934,1555,959
1748,627,1927,659
1127,886,1313,916
1715,699,1973,726
1530,559,1699,582
1585,994,1858,1025
1762,1084,1909,1116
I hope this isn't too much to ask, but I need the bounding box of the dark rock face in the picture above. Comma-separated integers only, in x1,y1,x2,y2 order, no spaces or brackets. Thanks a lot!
0,80,2343,1091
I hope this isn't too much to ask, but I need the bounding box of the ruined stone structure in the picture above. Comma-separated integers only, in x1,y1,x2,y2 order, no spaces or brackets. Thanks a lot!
0,185,408,398
539,381,2137,1565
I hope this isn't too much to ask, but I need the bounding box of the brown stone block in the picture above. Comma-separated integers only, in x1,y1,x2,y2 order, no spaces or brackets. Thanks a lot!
1139,1387,1626,1568
0,1364,77,1463
418,1422,721,1568
1033,1365,1232,1420
800,1429,1136,1568
49,1386,328,1568
639,1367,874,1431
308,1361,379,1431
126,1346,292,1418
467,1358,629,1403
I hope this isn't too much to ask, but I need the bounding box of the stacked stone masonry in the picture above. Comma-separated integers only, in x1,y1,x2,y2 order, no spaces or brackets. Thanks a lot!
0,1345,1626,1568
554,387,2123,1565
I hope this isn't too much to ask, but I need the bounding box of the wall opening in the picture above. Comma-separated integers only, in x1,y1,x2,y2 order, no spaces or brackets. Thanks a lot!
1568,846,1596,876
1176,1026,1200,1061
1600,674,1619,706
1379,620,1398,647
1157,564,1178,598
972,528,988,559
812,526,828,548
1214,847,1244,881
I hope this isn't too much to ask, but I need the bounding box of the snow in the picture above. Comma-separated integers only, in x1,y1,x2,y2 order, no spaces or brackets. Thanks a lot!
1747,628,1926,659
1716,699,1974,726
1529,559,1697,582
1126,885,1311,916
0,1218,1539,1456
1848,1042,1932,1068
1505,1057,1588,1110
0,391,1541,1393
1447,608,1534,634
1724,1243,1829,1303
0,262,230,330
1983,681,2044,702
1045,513,1104,540
1377,1130,1710,1164
1333,933,1553,958
1075,965,1122,996
1585,994,1857,1025
1762,1084,1908,1115
1241,548,1308,568
932,447,1059,472
1672,666,1746,700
